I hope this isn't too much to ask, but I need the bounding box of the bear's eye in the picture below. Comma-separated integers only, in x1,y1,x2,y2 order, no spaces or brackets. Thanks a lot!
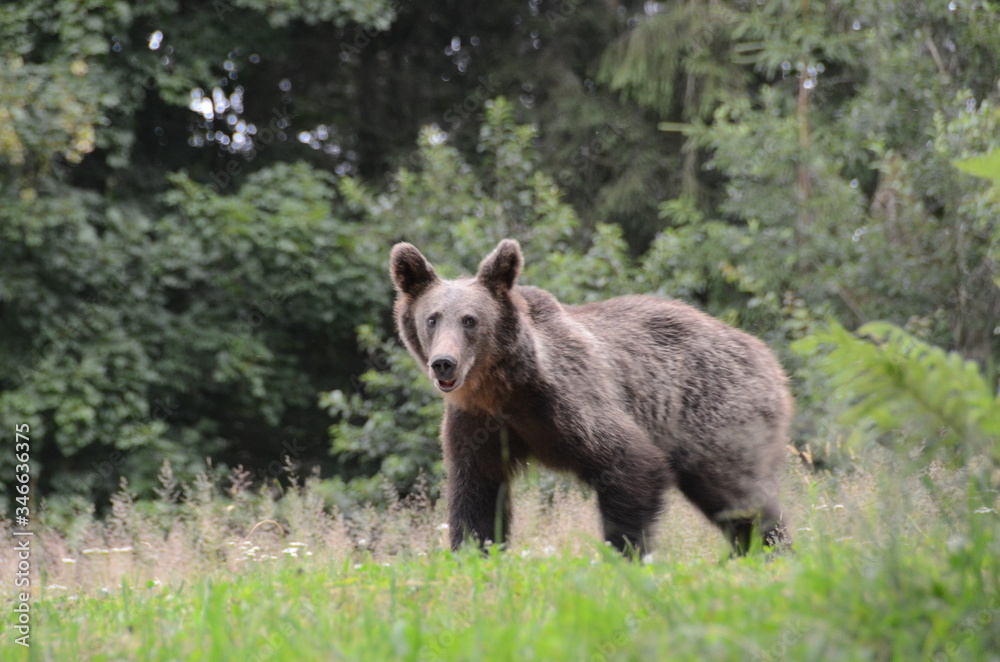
462,315,477,329
427,316,437,328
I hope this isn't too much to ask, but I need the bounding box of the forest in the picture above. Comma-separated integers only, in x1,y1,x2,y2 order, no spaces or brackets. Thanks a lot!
2,2,1000,660
3,0,998,509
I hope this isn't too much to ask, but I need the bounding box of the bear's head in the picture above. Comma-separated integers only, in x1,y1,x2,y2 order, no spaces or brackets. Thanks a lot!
389,239,523,398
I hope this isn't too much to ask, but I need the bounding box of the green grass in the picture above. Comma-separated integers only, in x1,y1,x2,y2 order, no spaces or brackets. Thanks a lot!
3,458,999,661
7,515,1000,661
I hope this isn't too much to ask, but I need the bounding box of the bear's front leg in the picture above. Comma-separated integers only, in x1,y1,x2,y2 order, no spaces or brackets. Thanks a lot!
446,468,510,551
441,406,524,552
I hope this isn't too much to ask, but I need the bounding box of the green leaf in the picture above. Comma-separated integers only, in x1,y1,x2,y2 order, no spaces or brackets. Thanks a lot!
954,151,1000,185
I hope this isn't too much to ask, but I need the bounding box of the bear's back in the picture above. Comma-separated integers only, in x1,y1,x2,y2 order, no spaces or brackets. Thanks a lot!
517,289,791,445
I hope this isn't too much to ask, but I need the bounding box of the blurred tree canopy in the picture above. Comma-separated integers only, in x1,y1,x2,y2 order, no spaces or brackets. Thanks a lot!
1,0,998,508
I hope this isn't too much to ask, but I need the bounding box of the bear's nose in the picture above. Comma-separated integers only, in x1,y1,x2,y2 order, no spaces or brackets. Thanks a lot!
430,355,457,380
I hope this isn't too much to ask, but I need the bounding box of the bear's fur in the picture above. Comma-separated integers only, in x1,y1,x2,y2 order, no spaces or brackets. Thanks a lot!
389,239,793,556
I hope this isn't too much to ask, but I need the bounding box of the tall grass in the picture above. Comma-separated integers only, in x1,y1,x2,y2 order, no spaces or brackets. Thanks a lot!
2,447,998,660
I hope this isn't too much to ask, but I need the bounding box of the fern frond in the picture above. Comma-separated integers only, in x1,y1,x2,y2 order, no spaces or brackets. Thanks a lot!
793,321,999,464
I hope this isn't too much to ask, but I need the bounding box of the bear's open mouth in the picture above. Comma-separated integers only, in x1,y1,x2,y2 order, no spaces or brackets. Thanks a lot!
435,378,458,392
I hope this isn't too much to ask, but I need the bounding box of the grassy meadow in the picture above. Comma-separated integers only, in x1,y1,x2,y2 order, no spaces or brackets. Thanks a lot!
2,453,998,661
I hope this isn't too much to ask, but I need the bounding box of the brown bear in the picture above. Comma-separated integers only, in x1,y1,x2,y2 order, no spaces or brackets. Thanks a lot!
389,239,793,556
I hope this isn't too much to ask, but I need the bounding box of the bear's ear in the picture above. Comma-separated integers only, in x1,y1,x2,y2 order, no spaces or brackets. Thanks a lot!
476,239,522,297
390,243,439,297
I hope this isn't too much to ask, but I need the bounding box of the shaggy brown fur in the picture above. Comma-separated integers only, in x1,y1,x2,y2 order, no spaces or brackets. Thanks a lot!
390,239,793,556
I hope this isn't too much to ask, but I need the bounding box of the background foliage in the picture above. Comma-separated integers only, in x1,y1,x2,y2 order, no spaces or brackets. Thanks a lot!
1,0,998,510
